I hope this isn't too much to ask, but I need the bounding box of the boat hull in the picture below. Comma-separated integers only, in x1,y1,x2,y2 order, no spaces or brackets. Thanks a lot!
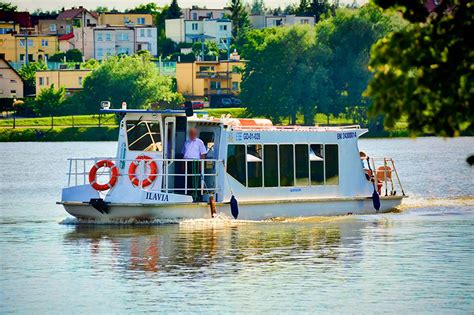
61,196,404,221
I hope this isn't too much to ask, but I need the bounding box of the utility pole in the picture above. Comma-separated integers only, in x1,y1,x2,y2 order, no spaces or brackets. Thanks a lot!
24,33,29,65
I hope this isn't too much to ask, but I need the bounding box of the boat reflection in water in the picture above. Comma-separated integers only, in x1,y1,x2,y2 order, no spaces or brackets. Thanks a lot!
63,218,378,275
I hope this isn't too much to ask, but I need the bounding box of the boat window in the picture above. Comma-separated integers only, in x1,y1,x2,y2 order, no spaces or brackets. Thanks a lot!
310,144,324,185
247,144,262,187
227,144,246,186
126,120,162,151
325,144,339,185
264,145,278,187
295,144,309,186
279,144,295,186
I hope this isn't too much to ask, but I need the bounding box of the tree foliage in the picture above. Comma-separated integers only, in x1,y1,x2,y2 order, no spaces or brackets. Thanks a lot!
250,0,266,15
366,0,473,136
80,55,183,112
226,0,250,39
18,62,47,93
34,84,65,116
239,6,398,125
0,1,17,11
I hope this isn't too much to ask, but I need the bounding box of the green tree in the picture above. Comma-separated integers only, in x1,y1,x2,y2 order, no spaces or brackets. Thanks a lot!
192,40,221,60
308,0,336,22
240,26,316,124
0,1,17,11
34,84,66,118
366,0,473,136
166,0,182,19
18,62,47,94
48,52,66,62
127,3,160,14
80,55,183,112
226,0,250,39
81,58,100,70
250,0,266,15
65,49,83,62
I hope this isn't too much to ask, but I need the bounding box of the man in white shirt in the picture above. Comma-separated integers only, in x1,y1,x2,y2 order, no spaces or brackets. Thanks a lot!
181,128,207,200
182,128,207,159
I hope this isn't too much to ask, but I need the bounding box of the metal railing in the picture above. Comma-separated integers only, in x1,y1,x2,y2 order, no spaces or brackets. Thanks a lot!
67,157,224,196
367,157,406,197
230,125,361,132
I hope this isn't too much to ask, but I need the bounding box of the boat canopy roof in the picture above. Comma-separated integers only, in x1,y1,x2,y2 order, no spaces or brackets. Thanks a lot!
99,109,207,115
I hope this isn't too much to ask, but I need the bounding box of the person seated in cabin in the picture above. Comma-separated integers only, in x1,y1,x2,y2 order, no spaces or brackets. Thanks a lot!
182,128,208,201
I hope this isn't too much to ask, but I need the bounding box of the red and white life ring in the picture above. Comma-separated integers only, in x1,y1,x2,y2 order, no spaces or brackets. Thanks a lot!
128,155,158,187
89,160,119,191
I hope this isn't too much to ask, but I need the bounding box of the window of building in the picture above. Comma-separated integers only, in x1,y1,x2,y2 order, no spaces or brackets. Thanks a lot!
49,24,57,32
301,19,309,24
0,73,3,78
0,89,3,94
46,77,49,85
97,48,103,57
310,144,324,185
219,25,227,31
19,54,25,61
118,32,129,41
247,144,263,187
227,144,246,186
41,39,48,47
126,120,162,151
19,39,33,47
0,28,14,34
140,29,145,37
199,66,214,72
78,77,83,85
295,144,309,186
39,77,44,86
192,12,198,20
325,144,339,185
137,17,145,24
192,23,198,30
210,81,221,90
10,90,16,95
147,29,152,37
106,33,111,41
263,144,278,187
232,82,239,91
10,79,16,83
66,25,71,33
97,33,103,41
279,144,295,186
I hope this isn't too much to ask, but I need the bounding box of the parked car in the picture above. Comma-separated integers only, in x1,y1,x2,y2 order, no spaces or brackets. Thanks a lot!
231,98,242,106
221,98,233,107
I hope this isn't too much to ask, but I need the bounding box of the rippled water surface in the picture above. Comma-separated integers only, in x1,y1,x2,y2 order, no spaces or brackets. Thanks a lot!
1,138,473,313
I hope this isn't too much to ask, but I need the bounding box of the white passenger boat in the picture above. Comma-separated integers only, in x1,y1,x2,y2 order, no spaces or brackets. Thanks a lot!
59,108,406,221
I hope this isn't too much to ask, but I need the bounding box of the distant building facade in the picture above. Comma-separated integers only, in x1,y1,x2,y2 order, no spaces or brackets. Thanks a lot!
0,57,24,98
37,19,72,36
175,52,245,105
250,15,315,29
57,7,98,28
98,13,154,26
182,7,230,20
94,27,135,60
35,69,92,96
135,26,157,55
165,18,232,49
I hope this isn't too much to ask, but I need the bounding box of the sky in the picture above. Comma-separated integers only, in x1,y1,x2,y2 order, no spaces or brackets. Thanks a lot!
11,0,360,12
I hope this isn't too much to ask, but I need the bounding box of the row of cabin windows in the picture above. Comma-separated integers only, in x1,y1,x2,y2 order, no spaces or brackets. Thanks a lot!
227,144,339,187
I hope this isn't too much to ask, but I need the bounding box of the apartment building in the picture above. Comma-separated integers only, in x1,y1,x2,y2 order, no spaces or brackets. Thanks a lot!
182,7,230,20
165,18,232,49
0,34,59,62
135,26,157,55
35,69,92,96
250,15,315,29
98,13,153,26
37,19,72,36
0,57,24,98
94,27,135,60
175,52,245,105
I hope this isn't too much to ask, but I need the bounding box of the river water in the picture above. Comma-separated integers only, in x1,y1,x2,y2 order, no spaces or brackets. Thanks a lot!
0,138,473,313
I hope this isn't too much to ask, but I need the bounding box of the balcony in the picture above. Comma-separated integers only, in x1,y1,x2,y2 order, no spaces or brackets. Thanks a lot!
196,71,230,79
204,87,232,95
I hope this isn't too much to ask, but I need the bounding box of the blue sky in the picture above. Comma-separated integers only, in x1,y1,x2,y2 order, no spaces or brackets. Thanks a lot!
12,0,359,12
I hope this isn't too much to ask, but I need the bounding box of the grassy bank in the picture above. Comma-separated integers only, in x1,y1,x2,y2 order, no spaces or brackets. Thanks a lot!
0,108,410,142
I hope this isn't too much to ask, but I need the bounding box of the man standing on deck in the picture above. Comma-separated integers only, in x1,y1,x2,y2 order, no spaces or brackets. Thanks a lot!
182,128,207,201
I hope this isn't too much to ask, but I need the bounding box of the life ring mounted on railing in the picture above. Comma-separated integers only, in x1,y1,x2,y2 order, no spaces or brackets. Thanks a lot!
128,155,158,188
89,160,119,191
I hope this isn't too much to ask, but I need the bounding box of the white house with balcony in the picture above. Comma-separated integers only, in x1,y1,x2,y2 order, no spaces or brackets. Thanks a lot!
93,26,135,60
165,18,232,49
135,26,157,56
250,15,315,29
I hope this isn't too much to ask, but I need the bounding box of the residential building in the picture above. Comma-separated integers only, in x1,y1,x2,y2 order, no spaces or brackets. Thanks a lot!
182,7,230,20
165,18,232,49
98,13,153,26
57,7,98,27
135,26,157,55
0,12,33,61
250,15,315,29
0,57,24,98
175,52,245,105
35,69,92,96
94,27,135,60
37,19,73,36
58,27,94,60
0,11,32,29
0,34,59,62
